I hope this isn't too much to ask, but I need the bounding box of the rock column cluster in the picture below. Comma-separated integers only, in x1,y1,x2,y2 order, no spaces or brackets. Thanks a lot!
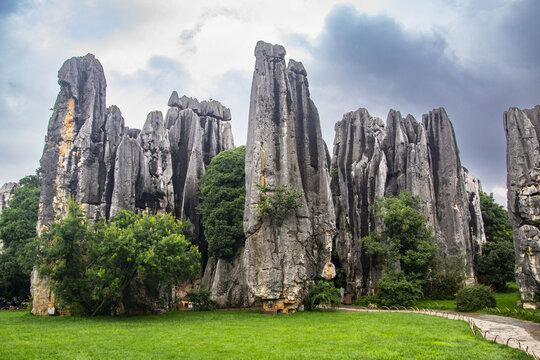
505,105,540,309
331,107,485,296
31,54,234,315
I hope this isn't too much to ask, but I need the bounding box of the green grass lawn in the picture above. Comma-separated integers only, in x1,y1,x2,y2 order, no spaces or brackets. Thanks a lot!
417,283,540,322
0,310,530,359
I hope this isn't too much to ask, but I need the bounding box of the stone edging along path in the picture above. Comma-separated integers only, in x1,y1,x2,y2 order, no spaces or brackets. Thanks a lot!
336,306,540,359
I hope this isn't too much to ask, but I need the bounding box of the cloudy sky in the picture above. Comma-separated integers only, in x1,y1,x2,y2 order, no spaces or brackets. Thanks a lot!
1,0,538,205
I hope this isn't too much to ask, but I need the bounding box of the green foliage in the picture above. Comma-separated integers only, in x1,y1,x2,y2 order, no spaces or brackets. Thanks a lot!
198,146,246,259
330,168,338,178
424,256,465,300
185,289,216,311
256,184,304,226
477,192,515,291
39,202,200,316
304,280,341,311
353,295,379,307
0,174,41,299
39,199,92,311
360,191,438,281
456,285,496,312
376,271,423,308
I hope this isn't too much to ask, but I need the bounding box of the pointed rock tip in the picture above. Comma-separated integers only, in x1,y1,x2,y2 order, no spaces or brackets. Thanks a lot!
288,59,307,75
168,91,180,107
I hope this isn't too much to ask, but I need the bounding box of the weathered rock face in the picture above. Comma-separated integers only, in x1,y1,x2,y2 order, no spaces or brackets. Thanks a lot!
0,182,19,216
504,105,540,309
32,54,235,315
203,41,335,312
331,107,485,296
331,109,387,294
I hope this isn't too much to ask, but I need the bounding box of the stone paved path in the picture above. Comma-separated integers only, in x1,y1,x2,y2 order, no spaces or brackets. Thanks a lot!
337,306,540,358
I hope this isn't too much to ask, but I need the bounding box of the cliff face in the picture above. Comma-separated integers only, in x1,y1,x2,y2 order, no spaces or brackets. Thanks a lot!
505,105,540,309
331,107,485,296
203,41,335,312
32,54,234,315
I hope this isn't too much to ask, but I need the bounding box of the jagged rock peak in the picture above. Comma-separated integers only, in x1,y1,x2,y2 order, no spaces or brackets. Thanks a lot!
167,91,231,121
254,40,286,61
331,106,483,296
504,105,540,309
58,53,105,101
287,59,307,75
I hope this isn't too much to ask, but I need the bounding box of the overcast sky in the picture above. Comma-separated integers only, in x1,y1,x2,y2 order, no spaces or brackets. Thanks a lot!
1,0,538,205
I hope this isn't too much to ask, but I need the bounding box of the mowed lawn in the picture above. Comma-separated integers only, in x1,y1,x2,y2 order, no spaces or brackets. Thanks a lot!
0,310,530,359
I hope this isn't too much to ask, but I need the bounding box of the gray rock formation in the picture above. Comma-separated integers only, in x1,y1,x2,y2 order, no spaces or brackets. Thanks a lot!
0,182,19,216
331,107,485,296
504,105,540,309
203,41,335,312
32,54,235,315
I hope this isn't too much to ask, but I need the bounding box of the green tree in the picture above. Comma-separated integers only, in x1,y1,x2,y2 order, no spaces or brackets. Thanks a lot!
360,191,438,281
198,146,246,259
256,185,304,226
0,174,41,299
39,198,92,311
476,191,515,291
39,202,200,316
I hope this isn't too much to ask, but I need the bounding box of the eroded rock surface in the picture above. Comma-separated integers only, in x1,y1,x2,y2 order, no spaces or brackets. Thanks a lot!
331,107,485,296
203,41,335,311
505,105,540,308
32,54,235,315
0,182,19,215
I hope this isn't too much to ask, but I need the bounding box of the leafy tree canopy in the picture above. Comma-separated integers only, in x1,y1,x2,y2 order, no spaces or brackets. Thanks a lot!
476,191,515,291
198,146,246,259
39,199,200,316
360,191,438,281
0,173,41,299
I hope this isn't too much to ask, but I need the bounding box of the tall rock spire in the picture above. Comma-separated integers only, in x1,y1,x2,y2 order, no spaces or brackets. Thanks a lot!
504,105,540,309
203,41,335,312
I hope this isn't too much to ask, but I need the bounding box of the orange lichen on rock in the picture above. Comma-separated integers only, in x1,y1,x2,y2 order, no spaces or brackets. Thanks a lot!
260,144,265,187
58,97,75,168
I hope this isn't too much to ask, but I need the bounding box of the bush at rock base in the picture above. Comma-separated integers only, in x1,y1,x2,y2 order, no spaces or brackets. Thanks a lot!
455,285,496,312
303,280,341,311
376,271,423,308
185,290,216,311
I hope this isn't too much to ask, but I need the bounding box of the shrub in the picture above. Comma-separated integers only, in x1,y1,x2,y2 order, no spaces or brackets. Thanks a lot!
256,185,304,226
185,289,216,311
425,257,465,300
353,295,379,307
304,280,341,311
376,271,423,308
455,285,496,312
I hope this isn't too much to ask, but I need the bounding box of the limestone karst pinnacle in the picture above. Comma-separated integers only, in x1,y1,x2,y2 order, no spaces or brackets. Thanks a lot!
505,105,540,309
202,41,336,312
331,107,485,296
31,53,235,315
25,42,502,315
